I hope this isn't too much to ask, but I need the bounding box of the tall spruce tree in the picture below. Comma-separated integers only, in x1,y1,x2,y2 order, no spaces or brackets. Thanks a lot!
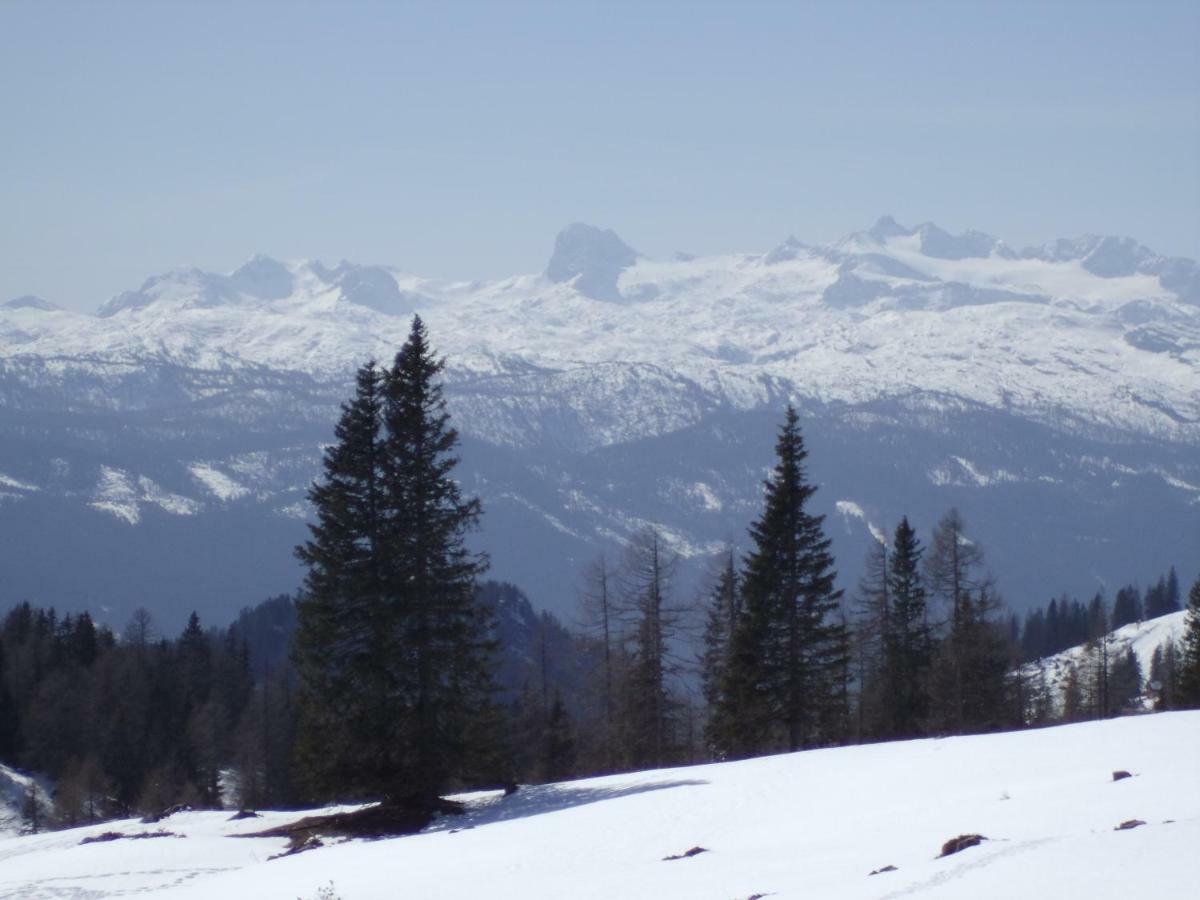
883,517,932,738
1111,586,1142,629
721,405,845,755
293,317,495,802
1178,577,1200,708
293,360,387,799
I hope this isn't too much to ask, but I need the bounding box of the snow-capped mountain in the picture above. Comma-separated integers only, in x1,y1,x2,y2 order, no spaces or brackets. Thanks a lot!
0,219,1196,627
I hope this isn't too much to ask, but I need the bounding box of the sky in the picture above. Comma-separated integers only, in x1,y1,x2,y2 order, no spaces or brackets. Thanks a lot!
1,0,1197,311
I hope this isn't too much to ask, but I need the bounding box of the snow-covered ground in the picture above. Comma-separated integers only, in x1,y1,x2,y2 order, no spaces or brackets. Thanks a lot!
0,764,51,838
1024,611,1188,711
1,712,1196,899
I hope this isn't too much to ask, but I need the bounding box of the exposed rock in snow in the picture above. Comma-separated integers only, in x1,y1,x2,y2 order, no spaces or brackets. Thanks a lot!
544,223,639,301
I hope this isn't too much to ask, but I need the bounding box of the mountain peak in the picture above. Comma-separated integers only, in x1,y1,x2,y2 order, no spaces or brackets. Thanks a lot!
545,223,638,301
3,295,60,312
230,255,294,300
868,215,909,240
763,235,808,265
913,221,1007,260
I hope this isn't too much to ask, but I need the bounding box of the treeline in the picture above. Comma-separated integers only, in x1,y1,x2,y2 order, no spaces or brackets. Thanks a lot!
0,597,298,826
0,584,595,826
1015,567,1182,663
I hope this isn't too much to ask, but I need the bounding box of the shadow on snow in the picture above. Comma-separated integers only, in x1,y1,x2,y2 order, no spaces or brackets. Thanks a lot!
430,778,710,833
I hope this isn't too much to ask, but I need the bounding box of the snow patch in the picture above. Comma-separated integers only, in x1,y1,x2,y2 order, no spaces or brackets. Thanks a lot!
89,466,201,524
687,481,723,512
835,499,886,544
189,463,250,501
0,473,39,492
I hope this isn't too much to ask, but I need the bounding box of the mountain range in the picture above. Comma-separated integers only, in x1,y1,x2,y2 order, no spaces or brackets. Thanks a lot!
1,218,1196,628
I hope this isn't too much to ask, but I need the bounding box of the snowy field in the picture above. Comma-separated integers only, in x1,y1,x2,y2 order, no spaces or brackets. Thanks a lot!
1,711,1197,899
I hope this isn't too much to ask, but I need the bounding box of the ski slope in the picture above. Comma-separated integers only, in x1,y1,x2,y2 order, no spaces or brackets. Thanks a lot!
1,712,1196,899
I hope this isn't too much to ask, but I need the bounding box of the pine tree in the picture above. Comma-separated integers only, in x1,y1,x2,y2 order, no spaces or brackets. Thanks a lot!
1178,577,1200,708
884,517,932,737
293,317,495,802
721,406,845,755
541,691,576,782
1111,586,1142,629
293,359,388,799
1106,647,1143,715
0,641,18,761
1166,567,1181,612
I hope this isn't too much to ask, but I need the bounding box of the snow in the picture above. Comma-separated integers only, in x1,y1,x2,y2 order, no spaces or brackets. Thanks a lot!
0,473,38,493
0,765,51,838
189,464,250,502
1,219,1196,450
835,499,886,545
1,713,1196,899
89,467,202,524
1026,611,1189,710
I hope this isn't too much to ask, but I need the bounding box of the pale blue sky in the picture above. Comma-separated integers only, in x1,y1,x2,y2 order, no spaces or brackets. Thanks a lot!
2,0,1197,310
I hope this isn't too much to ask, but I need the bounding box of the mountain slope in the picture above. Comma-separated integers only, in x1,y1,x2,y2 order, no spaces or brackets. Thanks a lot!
1024,610,1189,713
0,764,51,838
0,712,1196,898
0,219,1196,625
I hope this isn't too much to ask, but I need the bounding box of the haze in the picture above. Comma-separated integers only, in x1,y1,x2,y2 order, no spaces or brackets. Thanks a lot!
1,0,1197,311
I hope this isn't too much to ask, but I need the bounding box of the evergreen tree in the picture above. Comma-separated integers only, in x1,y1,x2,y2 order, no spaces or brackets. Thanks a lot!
720,406,845,755
293,360,387,799
1019,607,1046,662
293,317,495,802
1178,577,1200,708
1144,572,1180,619
0,641,18,760
883,517,932,737
1148,640,1181,710
541,690,576,782
382,318,494,793
1167,567,1181,612
1111,586,1142,630
1106,647,1143,715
